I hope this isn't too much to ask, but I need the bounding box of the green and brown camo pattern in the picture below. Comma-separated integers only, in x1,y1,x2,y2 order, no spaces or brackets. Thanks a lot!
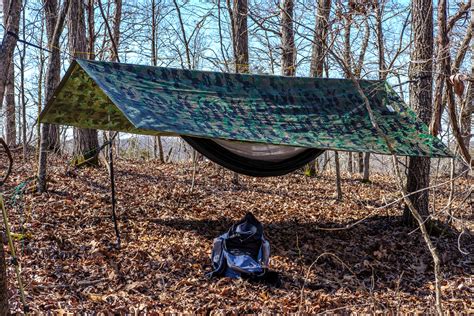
40,59,451,157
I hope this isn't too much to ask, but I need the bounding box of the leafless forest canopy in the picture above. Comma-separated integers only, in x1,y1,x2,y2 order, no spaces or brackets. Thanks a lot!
0,0,472,313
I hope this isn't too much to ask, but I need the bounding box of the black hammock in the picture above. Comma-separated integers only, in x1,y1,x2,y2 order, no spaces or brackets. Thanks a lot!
182,136,325,177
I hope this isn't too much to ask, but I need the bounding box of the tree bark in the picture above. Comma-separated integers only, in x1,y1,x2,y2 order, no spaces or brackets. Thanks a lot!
87,0,95,60
309,0,330,77
280,0,295,76
0,0,21,105
2,0,16,147
334,151,342,200
3,59,15,147
357,152,363,173
404,0,434,225
111,0,122,61
362,151,370,181
232,0,249,73
69,0,99,165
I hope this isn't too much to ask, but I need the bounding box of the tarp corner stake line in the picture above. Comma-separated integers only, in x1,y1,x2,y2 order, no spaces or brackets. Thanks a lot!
40,59,451,176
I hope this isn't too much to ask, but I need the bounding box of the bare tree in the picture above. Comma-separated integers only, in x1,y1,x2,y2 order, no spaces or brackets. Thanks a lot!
0,0,21,311
465,0,474,158
451,25,472,169
38,0,70,193
173,0,192,69
343,12,353,174
2,0,16,146
429,2,471,169
110,0,122,62
280,0,295,76
231,0,249,74
0,0,21,114
457,0,473,169
363,0,388,182
68,0,99,166
307,0,331,177
228,0,249,184
19,3,27,158
430,2,472,137
310,0,330,78
404,0,434,224
151,0,164,162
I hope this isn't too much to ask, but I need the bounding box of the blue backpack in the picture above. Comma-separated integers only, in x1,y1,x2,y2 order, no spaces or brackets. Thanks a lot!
208,213,270,279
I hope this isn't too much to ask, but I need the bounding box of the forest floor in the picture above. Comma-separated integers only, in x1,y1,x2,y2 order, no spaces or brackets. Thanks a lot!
1,152,473,313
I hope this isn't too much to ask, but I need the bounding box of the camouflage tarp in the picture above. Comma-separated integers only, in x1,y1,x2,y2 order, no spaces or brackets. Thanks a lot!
40,59,451,157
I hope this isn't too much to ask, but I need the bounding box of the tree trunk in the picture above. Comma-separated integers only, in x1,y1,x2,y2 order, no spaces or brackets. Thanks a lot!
404,0,434,225
111,0,122,61
38,0,69,193
334,151,342,200
43,0,62,152
362,152,370,182
232,0,249,73
343,16,353,175
151,0,164,162
69,0,99,165
309,0,330,77
307,0,331,176
2,0,16,146
280,0,295,76
37,20,45,154
3,60,15,147
364,0,387,182
230,0,249,184
20,7,27,159
0,0,21,104
357,152,363,173
347,153,353,173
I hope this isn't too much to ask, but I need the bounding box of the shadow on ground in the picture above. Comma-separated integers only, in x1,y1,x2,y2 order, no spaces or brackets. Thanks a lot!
150,215,473,295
